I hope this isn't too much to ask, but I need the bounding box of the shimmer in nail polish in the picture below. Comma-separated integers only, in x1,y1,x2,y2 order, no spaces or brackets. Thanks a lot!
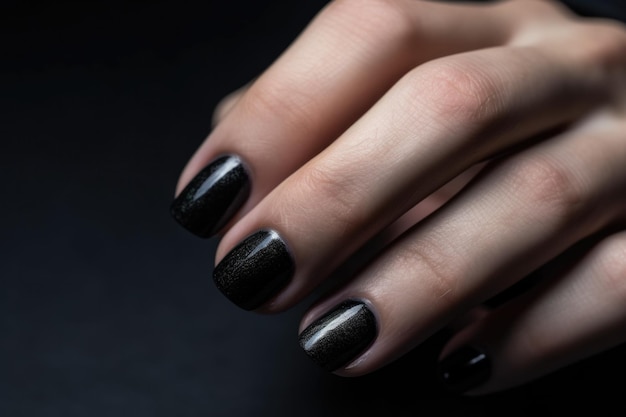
299,300,378,372
213,229,294,311
170,154,250,238
437,345,491,393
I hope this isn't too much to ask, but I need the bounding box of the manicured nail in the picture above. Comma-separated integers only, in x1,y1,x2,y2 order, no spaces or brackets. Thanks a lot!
170,154,250,238
299,300,378,372
213,230,294,311
437,345,491,393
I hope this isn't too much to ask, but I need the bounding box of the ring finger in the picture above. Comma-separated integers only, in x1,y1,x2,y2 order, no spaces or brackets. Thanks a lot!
298,109,626,375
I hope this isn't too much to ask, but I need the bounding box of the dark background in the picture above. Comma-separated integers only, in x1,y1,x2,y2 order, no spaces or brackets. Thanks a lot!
1,1,624,416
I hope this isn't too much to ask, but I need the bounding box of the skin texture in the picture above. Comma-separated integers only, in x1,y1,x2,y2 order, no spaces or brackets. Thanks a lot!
173,0,626,395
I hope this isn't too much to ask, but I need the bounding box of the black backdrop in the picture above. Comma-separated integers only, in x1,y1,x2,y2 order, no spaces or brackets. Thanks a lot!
2,1,625,416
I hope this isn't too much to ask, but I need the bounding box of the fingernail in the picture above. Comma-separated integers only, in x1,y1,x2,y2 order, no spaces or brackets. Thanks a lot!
299,300,378,372
213,229,294,311
437,345,491,393
170,154,250,238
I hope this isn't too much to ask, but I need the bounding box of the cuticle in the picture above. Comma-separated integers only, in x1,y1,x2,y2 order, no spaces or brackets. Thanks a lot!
350,296,380,331
348,296,380,349
303,296,379,333
260,227,297,265
223,152,253,179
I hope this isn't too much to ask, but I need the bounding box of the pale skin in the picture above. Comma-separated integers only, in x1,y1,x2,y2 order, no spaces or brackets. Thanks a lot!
175,0,626,394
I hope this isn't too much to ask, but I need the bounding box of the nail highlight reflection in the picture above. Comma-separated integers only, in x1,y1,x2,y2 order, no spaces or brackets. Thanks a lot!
170,154,250,238
213,229,294,311
437,345,491,393
299,300,377,372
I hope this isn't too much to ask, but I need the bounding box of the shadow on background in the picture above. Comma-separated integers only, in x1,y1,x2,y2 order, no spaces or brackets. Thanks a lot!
1,1,624,416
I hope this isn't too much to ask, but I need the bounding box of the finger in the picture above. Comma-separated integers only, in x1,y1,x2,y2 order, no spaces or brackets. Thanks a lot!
297,109,626,375
437,228,626,394
214,18,623,311
312,162,488,300
170,0,522,238
211,83,250,128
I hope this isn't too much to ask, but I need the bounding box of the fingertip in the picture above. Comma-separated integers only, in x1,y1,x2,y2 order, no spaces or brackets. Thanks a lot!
170,154,252,238
297,299,379,373
436,344,492,395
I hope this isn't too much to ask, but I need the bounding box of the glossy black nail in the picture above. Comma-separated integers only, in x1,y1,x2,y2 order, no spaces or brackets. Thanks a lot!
437,345,491,393
170,154,250,238
299,300,378,372
213,229,294,311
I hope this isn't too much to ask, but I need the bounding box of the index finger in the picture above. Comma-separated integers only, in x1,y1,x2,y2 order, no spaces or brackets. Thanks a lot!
170,0,525,238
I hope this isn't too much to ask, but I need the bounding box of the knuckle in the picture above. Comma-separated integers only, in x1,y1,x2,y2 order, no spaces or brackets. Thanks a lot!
328,0,418,46
594,233,626,302
400,237,463,305
404,61,503,128
577,21,626,68
551,20,626,86
297,163,368,232
505,156,585,220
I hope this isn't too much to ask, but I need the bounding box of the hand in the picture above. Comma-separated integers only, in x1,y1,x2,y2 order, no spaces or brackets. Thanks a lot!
170,0,626,394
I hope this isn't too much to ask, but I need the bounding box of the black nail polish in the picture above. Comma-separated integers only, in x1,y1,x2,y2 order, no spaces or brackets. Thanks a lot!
213,230,294,311
170,154,250,238
437,345,491,393
299,300,378,372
